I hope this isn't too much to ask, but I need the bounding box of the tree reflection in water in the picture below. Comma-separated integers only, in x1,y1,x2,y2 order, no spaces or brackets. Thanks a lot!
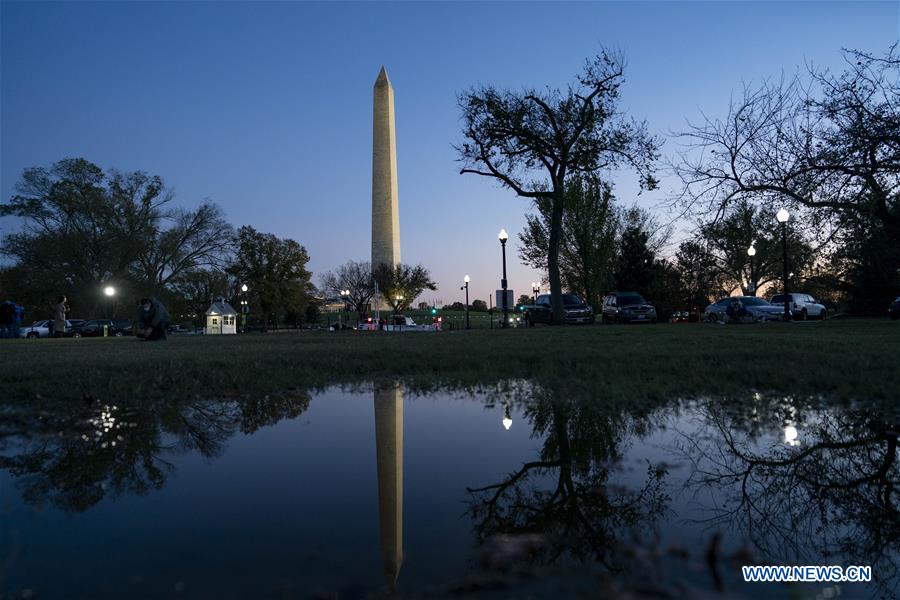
466,386,669,572
680,400,900,593
0,392,311,512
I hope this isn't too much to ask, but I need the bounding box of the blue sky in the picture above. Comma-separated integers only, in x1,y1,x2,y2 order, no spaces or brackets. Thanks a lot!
2,1,897,305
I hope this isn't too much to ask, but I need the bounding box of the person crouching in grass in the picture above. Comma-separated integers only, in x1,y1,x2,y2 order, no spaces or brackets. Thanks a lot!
139,297,170,341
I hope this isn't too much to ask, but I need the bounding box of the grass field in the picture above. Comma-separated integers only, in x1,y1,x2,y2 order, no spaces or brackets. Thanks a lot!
2,318,897,403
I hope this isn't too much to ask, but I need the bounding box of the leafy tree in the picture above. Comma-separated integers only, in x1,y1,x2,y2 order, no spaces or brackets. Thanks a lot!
445,301,466,312
516,294,532,306
319,260,376,316
674,240,722,308
471,299,488,312
227,226,313,327
304,302,320,325
458,49,659,324
1,158,233,317
694,199,813,296
372,263,436,313
519,174,617,308
614,209,661,293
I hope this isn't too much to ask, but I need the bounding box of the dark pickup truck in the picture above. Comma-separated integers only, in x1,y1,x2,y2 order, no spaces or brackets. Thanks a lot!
522,293,595,326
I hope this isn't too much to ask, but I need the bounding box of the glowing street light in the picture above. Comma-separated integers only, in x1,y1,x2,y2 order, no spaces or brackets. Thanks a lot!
241,284,249,293
502,403,512,430
746,244,756,296
103,286,116,297
775,208,791,320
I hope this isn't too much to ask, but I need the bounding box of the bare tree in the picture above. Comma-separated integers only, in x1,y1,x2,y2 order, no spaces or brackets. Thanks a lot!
319,260,376,315
672,46,899,279
457,49,660,324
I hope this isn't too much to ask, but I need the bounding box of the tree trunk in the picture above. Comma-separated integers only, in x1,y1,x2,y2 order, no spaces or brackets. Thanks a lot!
547,193,566,325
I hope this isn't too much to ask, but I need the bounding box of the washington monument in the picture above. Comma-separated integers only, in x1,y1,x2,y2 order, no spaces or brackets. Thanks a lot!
372,66,401,275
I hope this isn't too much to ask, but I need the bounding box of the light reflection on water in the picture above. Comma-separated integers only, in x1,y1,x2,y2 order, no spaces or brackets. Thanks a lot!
0,385,897,598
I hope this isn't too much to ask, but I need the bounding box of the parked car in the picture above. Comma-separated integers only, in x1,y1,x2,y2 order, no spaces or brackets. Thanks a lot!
704,297,789,323
72,319,132,337
890,297,900,320
601,292,657,324
769,293,827,320
20,319,78,338
522,293,595,325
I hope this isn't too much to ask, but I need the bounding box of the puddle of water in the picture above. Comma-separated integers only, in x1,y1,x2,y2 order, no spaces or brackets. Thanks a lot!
0,385,897,598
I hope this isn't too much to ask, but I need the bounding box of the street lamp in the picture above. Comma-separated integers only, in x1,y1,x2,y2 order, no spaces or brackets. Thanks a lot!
776,208,791,321
461,275,470,330
340,289,351,328
102,285,116,320
498,228,509,328
239,284,249,332
502,403,512,430
531,282,539,304
746,244,756,296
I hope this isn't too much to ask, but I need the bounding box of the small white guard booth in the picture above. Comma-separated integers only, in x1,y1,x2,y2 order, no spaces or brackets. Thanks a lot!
205,298,238,335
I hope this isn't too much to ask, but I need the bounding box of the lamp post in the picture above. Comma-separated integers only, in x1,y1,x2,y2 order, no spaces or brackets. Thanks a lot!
746,244,757,296
498,228,509,328
240,284,249,332
502,403,512,431
103,285,115,321
339,289,350,328
776,208,791,321
461,275,470,330
531,282,539,304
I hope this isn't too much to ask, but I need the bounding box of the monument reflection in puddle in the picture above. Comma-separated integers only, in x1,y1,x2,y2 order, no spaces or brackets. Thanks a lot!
374,383,404,591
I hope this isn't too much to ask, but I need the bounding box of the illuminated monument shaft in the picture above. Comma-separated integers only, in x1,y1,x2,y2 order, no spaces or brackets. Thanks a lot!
374,384,403,589
372,67,401,281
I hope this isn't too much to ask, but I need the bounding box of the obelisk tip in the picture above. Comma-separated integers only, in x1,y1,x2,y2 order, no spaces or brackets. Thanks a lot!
375,66,391,86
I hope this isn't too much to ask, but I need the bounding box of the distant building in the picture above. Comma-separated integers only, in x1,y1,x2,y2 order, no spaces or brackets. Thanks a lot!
205,298,237,334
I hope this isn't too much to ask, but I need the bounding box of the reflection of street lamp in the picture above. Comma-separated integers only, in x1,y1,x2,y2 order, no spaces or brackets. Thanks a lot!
498,229,509,329
502,403,512,430
776,208,791,321
784,424,799,446
746,244,756,296
461,275,470,330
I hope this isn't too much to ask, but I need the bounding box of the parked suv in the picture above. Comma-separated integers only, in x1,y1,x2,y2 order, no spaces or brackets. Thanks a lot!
601,292,657,324
889,297,900,320
20,319,78,338
522,293,594,325
769,293,827,320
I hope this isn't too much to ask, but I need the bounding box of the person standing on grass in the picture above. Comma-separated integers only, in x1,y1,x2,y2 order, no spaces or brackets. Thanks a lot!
139,297,170,341
0,301,13,338
12,301,24,339
53,296,68,338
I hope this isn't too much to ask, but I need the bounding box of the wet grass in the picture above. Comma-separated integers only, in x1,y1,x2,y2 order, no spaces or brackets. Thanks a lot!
1,319,897,403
